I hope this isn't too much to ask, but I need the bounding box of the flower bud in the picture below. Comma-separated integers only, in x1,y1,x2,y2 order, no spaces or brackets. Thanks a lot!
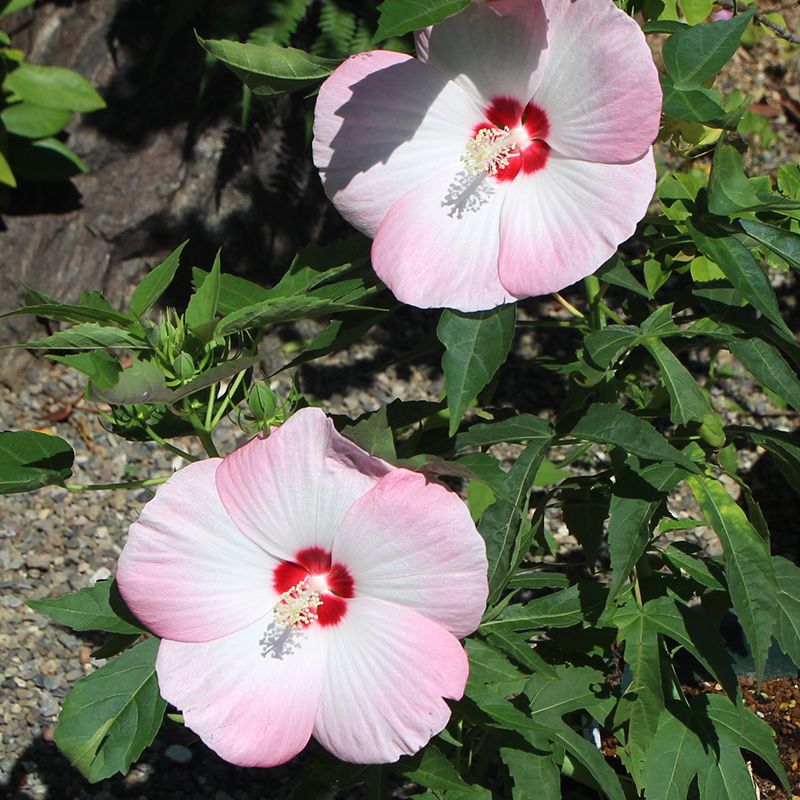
248,382,277,421
173,352,195,381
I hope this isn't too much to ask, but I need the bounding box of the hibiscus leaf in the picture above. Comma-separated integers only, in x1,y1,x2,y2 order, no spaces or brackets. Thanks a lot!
772,556,800,667
396,742,491,797
642,337,712,425
728,336,800,413
739,218,800,271
185,249,221,342
663,8,755,89
480,433,552,605
129,242,189,318
568,403,699,472
8,322,150,350
455,414,551,451
438,304,516,437
500,744,561,800
687,475,778,684
584,325,640,369
54,637,165,782
197,36,338,97
28,580,145,635
0,431,74,494
374,0,470,41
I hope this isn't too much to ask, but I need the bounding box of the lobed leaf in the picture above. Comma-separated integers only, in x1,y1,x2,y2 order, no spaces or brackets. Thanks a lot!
374,0,470,40
0,431,74,494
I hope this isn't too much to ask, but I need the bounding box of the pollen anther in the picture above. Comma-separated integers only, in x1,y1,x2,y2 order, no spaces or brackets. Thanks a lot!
461,127,515,176
274,581,323,630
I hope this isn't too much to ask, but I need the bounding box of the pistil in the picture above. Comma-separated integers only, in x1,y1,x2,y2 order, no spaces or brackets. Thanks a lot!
273,581,323,630
461,127,516,176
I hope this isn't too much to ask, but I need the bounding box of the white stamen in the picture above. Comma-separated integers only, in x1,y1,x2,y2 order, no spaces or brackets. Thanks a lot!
273,581,322,630
461,127,515,176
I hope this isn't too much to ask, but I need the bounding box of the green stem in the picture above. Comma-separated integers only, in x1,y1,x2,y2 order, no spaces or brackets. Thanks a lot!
194,424,220,458
584,275,604,330
209,369,248,429
144,426,199,463
64,476,170,492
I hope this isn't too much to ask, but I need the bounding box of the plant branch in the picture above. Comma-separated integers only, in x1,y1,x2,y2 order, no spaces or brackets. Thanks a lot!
64,476,170,492
716,0,800,45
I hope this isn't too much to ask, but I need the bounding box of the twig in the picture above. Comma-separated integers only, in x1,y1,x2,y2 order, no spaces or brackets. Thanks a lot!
715,0,800,46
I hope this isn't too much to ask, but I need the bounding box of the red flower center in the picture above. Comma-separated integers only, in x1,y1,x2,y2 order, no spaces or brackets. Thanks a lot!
469,96,550,181
273,546,354,628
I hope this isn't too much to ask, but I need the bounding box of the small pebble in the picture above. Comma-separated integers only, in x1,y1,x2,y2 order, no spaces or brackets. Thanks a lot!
165,744,193,764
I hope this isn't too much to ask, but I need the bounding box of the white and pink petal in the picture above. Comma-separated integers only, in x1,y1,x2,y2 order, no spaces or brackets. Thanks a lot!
531,0,662,163
117,459,277,643
372,164,514,311
313,597,468,763
156,614,326,767
332,470,488,639
216,408,391,562
497,150,657,298
416,0,549,109
313,50,483,237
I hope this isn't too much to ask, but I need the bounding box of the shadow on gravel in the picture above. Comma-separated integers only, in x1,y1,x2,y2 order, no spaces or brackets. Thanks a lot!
2,724,303,800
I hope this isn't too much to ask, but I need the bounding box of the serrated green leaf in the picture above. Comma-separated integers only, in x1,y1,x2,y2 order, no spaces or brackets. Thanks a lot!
1,301,132,327
569,404,699,472
466,638,527,697
396,743,490,797
28,580,144,634
661,77,737,125
501,745,560,800
0,0,38,17
727,426,800,495
596,256,651,298
89,359,171,405
438,305,516,437
192,269,271,315
54,638,165,782
643,337,712,425
3,62,105,112
485,630,557,679
0,431,74,494
49,352,121,391
687,475,778,684
339,405,396,461
607,463,684,603
614,603,663,784
687,223,792,340
663,8,755,88
185,250,221,342
739,218,800,271
7,323,149,351
480,434,552,604
455,414,551,450
130,242,188,317
661,542,725,591
375,0,470,40
584,325,640,369
640,708,709,800
197,36,338,97
483,583,607,634
708,144,799,216
772,556,800,668
729,336,800,413
0,102,71,138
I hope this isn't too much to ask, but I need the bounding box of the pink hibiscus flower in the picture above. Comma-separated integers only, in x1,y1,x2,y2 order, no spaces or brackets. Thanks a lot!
313,0,662,312
116,408,488,767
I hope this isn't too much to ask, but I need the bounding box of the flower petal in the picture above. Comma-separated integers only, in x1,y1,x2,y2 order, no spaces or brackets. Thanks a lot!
415,0,548,108
313,50,483,237
313,597,468,763
497,150,656,297
216,407,391,561
372,165,514,311
332,470,487,639
157,614,326,767
532,0,661,163
117,459,277,643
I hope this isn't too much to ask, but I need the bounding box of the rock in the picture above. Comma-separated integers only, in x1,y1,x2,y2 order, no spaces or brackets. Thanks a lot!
24,552,51,571
91,566,112,584
165,744,193,764
38,693,60,718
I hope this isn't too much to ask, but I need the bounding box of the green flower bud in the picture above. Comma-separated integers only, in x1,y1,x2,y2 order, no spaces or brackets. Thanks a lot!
248,382,277,421
173,352,195,381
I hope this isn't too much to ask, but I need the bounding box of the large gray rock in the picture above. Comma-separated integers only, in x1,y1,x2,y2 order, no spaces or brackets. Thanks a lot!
0,0,331,384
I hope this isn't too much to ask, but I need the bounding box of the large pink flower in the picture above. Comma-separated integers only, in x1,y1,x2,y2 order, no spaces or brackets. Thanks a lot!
313,0,662,311
116,408,488,767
